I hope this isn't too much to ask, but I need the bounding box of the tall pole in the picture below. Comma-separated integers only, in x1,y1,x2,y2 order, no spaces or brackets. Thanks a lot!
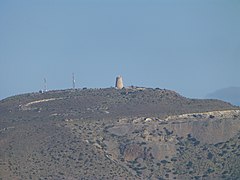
72,73,75,89
44,78,47,92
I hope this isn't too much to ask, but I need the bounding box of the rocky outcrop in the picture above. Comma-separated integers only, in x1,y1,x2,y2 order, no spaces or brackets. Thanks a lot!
166,109,240,121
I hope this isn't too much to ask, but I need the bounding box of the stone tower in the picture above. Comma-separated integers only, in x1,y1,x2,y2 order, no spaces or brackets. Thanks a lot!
115,76,124,89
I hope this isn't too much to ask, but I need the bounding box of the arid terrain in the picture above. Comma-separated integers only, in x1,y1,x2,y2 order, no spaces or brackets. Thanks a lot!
0,87,240,179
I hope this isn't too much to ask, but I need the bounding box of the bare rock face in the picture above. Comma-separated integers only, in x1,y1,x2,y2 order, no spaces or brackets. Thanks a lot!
167,110,240,144
115,76,124,89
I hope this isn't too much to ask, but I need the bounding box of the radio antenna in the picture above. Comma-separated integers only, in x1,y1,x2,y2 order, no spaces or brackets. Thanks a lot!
44,78,47,92
72,73,76,89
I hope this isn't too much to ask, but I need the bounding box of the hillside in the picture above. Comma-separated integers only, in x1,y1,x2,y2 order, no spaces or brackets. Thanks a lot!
207,87,240,106
0,87,240,179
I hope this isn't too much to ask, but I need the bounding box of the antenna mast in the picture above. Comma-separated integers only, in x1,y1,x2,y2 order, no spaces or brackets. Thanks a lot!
44,78,47,92
72,73,76,89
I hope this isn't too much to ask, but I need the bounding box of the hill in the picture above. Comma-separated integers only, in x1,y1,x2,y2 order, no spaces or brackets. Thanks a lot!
0,87,240,179
207,87,240,106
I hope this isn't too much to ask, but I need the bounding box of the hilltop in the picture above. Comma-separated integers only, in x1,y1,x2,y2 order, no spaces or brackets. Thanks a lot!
207,87,240,106
0,87,240,179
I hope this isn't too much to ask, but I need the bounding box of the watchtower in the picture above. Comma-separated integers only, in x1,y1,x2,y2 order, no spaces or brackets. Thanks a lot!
115,76,124,89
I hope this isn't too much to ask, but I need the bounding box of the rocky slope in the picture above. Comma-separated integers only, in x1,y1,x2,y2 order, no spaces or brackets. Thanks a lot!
0,87,240,179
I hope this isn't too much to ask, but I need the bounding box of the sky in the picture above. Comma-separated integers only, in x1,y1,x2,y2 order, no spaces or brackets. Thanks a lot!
0,0,240,100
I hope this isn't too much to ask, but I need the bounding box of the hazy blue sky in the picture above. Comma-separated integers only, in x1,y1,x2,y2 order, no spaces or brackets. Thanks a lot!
0,0,240,100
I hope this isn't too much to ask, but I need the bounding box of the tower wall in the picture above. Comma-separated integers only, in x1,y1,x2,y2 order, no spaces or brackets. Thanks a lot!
115,76,124,89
